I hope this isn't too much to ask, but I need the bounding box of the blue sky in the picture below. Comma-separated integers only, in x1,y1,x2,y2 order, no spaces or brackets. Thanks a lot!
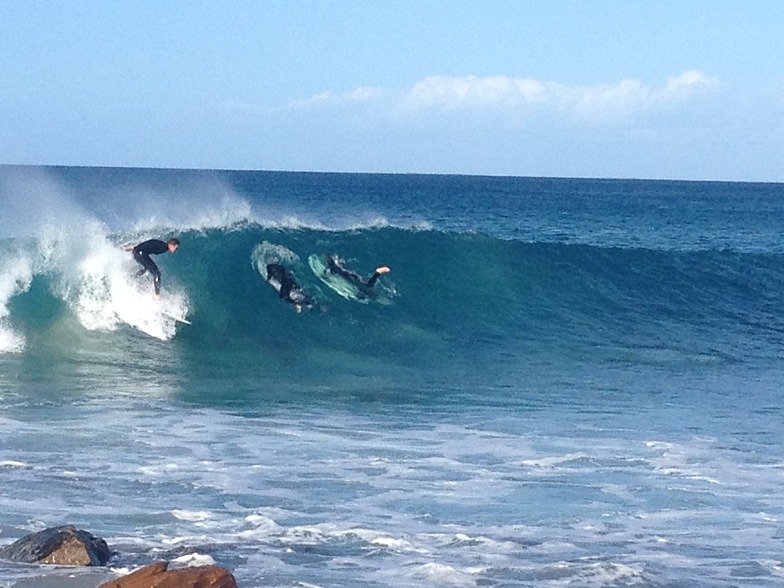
1,1,783,181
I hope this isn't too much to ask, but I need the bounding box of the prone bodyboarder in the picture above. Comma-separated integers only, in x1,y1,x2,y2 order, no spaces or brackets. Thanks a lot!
266,261,314,313
324,255,391,294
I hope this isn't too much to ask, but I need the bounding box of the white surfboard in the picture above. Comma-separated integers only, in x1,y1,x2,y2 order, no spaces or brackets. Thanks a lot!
162,312,191,325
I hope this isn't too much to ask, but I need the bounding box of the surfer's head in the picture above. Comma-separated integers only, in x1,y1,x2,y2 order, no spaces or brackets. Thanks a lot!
167,238,180,253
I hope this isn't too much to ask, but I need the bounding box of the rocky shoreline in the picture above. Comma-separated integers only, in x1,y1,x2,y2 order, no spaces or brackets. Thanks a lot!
0,526,238,587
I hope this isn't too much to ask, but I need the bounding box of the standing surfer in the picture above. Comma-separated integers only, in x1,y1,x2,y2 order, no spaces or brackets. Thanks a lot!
125,238,180,297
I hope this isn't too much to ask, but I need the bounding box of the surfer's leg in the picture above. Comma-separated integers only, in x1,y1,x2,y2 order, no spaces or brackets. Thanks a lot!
132,250,144,270
133,250,151,279
134,251,157,273
365,266,391,288
135,251,162,295
151,268,161,296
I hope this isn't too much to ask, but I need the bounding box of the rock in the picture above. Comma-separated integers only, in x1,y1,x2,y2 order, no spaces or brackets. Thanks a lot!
99,562,238,588
0,525,112,566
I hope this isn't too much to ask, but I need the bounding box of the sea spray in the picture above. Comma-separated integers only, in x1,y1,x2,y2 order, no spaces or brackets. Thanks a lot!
0,254,33,352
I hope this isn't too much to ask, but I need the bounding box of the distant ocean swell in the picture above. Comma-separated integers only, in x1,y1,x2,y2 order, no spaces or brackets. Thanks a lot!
2,224,782,371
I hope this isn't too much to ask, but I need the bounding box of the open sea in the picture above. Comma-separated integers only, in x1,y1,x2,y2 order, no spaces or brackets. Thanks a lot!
1,165,784,587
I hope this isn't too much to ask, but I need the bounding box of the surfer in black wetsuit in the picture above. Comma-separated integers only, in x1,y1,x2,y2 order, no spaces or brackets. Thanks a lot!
124,238,180,297
266,261,314,312
325,255,391,293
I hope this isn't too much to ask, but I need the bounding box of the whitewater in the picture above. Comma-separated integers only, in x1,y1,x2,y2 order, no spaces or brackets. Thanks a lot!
1,165,784,587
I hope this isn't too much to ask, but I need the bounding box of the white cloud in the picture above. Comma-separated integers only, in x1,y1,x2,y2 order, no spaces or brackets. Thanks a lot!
665,70,720,95
403,75,553,110
344,86,386,102
403,71,721,123
287,71,722,125
286,91,337,109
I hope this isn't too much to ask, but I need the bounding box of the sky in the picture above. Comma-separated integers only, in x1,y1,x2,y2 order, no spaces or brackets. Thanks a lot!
1,0,783,181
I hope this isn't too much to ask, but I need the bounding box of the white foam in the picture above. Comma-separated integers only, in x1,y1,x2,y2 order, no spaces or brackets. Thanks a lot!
0,253,33,353
277,525,328,546
171,552,216,567
39,225,189,340
335,528,416,552
0,169,193,342
161,536,191,546
579,561,646,585
172,510,212,522
243,513,284,536
0,326,25,354
517,453,590,468
369,536,411,550
409,562,482,587
765,559,784,578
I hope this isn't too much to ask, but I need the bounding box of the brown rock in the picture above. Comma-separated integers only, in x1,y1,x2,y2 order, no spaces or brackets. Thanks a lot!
99,561,238,588
0,525,112,566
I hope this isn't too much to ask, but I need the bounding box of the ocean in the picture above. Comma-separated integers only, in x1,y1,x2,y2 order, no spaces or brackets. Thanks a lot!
1,165,783,587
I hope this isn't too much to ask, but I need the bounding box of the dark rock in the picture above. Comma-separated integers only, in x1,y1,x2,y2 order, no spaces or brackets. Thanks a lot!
99,561,238,588
0,525,112,566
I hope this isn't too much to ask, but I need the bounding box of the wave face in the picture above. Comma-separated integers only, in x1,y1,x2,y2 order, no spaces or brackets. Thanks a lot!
2,166,784,402
3,224,784,400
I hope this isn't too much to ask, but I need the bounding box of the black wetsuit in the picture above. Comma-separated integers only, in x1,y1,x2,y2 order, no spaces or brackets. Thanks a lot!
326,256,383,289
132,239,169,295
266,263,313,307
